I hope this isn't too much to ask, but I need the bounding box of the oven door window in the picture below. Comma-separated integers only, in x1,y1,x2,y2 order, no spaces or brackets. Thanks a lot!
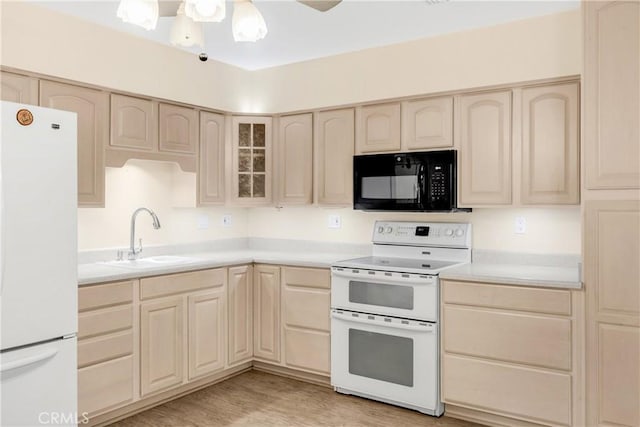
349,329,414,387
349,281,414,310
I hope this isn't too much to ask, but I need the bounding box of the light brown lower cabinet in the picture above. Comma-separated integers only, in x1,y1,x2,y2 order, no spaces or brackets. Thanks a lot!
77,280,136,419
253,264,281,362
139,269,227,397
441,279,584,426
228,265,254,365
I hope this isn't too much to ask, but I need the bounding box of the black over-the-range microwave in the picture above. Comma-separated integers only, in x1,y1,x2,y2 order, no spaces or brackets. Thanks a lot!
353,150,468,212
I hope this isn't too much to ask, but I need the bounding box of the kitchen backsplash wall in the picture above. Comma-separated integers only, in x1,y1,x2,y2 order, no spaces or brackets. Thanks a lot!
248,207,581,255
78,161,580,255
77,160,248,251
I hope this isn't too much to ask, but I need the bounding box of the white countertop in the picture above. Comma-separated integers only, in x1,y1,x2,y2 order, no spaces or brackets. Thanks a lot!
440,262,582,289
78,250,364,286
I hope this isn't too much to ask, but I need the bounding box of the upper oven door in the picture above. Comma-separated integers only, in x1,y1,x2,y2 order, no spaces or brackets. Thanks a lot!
331,267,438,322
353,150,457,212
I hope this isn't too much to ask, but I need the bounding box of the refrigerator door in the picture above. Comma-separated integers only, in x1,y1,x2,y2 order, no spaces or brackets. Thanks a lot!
0,102,78,350
0,337,78,426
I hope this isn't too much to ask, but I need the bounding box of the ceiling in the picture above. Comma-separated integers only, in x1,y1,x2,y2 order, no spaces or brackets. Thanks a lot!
33,0,579,71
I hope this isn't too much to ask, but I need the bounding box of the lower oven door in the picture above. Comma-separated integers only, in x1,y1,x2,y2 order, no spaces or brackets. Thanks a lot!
330,309,443,416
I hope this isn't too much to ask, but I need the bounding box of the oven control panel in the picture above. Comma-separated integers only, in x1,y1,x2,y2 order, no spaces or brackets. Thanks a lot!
372,221,471,248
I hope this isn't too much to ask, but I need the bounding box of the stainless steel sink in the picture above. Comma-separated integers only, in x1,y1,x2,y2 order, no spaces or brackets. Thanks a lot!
101,255,200,269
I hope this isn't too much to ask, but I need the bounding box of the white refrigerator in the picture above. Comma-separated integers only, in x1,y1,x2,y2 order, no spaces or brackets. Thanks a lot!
0,101,78,426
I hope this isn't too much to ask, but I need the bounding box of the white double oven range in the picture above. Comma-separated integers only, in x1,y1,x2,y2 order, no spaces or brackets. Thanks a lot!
330,221,471,416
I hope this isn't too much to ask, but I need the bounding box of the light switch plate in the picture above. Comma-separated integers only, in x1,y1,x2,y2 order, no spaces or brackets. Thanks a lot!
328,214,341,229
222,214,233,227
515,216,526,234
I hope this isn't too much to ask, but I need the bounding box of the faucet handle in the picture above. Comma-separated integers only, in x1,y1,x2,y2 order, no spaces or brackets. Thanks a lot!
116,250,124,261
137,238,143,254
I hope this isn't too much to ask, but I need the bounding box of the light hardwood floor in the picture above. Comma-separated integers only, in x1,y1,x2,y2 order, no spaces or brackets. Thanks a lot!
111,371,481,427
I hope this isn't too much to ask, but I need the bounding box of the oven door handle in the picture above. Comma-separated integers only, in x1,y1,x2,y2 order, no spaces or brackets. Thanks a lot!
331,311,435,333
331,269,435,285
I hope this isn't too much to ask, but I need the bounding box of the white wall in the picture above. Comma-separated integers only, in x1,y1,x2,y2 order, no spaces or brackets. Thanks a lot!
248,207,581,254
77,160,247,251
250,10,581,112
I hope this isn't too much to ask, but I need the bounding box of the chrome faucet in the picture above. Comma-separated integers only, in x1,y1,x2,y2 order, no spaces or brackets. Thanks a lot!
128,207,161,260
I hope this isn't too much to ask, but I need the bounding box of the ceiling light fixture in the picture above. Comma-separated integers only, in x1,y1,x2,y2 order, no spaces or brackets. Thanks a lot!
232,0,268,42
170,2,205,48
116,0,159,30
185,0,226,22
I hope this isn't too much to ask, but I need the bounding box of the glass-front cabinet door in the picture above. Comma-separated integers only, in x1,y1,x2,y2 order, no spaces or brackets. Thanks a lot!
231,116,272,205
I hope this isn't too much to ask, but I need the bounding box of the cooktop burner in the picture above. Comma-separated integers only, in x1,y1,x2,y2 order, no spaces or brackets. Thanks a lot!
333,256,464,275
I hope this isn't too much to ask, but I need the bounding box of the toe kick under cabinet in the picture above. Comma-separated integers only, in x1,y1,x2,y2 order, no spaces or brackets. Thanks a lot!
440,280,584,427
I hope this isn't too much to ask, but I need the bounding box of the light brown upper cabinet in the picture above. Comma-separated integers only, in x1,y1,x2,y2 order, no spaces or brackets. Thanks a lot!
0,71,38,105
355,102,401,154
39,80,108,207
253,265,281,363
107,97,197,172
159,103,198,155
198,111,226,205
314,108,355,206
276,114,313,205
584,1,640,190
458,90,512,205
401,96,453,150
520,83,579,204
110,94,157,151
231,116,273,206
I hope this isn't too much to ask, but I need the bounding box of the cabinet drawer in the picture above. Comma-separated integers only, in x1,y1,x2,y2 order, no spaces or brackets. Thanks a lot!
78,281,133,312
443,354,571,426
78,330,133,368
140,268,224,300
282,267,330,289
283,287,330,331
78,305,132,339
283,327,330,375
442,280,571,315
78,355,134,416
443,306,571,370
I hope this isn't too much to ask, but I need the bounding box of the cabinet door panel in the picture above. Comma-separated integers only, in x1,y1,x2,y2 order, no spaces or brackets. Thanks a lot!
198,111,225,205
231,116,273,205
0,72,38,104
459,91,512,205
110,94,157,151
188,289,226,380
277,114,313,205
78,355,134,417
585,1,640,189
228,265,253,364
402,96,453,150
443,354,571,426
159,103,198,154
140,297,184,396
282,287,329,332
315,109,354,205
253,265,280,362
521,83,579,204
283,328,330,375
356,103,401,153
39,80,107,207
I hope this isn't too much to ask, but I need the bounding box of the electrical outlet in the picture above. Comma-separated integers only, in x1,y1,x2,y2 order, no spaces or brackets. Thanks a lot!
222,214,233,227
197,215,209,230
515,216,526,234
328,214,341,229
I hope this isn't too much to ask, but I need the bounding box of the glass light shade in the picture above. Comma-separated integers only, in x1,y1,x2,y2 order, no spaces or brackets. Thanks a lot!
232,1,267,42
170,4,205,48
185,0,225,22
117,0,158,30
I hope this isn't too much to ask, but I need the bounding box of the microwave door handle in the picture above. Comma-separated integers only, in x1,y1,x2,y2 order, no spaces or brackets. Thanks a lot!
331,311,435,333
417,164,425,206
